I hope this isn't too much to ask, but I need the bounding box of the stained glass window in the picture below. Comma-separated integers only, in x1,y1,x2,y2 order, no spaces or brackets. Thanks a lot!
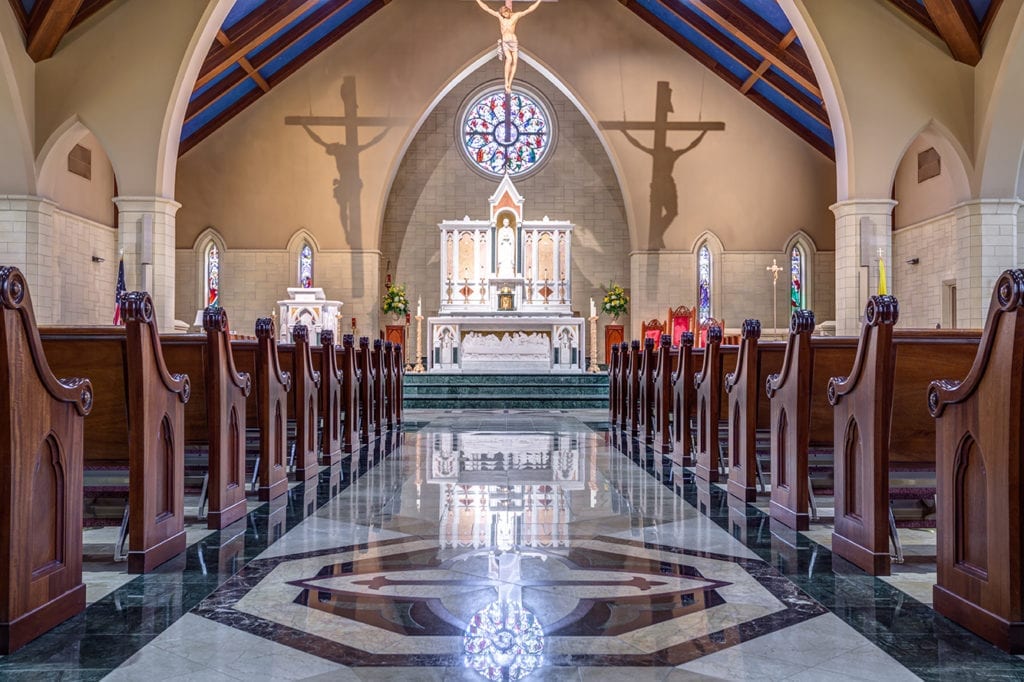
205,243,220,308
299,244,313,289
791,245,804,309
698,244,712,324
462,88,551,177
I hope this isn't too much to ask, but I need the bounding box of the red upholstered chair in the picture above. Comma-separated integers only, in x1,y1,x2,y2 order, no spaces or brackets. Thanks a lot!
698,317,724,348
641,319,666,344
668,306,696,347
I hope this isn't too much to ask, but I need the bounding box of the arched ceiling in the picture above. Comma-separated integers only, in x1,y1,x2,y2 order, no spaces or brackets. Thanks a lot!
4,0,1002,160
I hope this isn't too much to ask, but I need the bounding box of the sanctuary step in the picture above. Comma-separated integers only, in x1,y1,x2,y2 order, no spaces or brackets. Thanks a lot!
403,373,609,409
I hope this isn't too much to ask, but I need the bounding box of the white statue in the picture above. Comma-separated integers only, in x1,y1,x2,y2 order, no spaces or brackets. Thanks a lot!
496,217,516,278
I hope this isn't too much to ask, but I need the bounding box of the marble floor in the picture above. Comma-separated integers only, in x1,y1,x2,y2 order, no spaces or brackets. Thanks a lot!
2,410,1023,681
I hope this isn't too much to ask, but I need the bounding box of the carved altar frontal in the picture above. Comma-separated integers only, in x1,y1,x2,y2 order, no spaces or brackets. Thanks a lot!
429,176,584,373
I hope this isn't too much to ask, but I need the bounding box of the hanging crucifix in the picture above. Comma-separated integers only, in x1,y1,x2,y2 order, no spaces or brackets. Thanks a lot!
475,0,543,94
767,258,784,332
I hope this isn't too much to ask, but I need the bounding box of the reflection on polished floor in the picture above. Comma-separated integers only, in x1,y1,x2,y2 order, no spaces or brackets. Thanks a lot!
2,410,1023,681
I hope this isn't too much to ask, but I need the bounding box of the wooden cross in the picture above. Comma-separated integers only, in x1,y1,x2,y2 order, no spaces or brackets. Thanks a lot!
767,258,784,331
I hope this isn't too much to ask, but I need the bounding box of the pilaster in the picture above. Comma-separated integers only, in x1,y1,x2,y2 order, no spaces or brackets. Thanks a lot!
830,199,897,336
115,196,181,331
0,195,58,323
953,199,1022,328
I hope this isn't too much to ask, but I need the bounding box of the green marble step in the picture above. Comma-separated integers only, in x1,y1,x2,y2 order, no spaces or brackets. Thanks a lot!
403,372,609,409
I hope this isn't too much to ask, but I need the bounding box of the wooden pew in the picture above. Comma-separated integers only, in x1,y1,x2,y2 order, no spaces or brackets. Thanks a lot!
928,269,1024,653
357,337,375,442
317,330,344,466
280,325,321,481
637,337,657,443
766,310,859,530
0,266,92,654
340,334,360,451
625,340,641,436
725,321,787,502
383,342,396,429
41,292,191,573
608,343,621,424
694,326,724,481
670,333,697,464
828,296,980,575
616,342,629,430
392,343,405,426
253,318,292,501
373,340,386,435
158,308,253,530
651,334,674,453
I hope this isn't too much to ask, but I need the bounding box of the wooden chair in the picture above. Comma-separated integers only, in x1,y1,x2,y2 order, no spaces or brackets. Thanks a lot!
641,318,666,344
697,317,725,348
668,306,696,347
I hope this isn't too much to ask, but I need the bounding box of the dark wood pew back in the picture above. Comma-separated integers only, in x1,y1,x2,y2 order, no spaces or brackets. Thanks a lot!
253,318,291,501
317,330,343,466
651,334,674,453
829,295,980,574
0,266,92,653
671,334,697,464
927,270,1024,653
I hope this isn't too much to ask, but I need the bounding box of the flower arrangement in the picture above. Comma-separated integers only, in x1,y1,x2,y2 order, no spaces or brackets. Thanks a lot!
381,282,409,317
602,283,629,320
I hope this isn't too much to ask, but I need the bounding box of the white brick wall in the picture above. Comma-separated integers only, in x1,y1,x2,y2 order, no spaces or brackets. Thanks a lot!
52,208,118,324
892,212,954,328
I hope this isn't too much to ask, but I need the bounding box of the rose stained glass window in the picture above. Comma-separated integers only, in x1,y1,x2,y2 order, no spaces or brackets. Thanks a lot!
462,89,551,177
206,243,220,308
698,244,712,323
791,245,804,309
299,244,313,289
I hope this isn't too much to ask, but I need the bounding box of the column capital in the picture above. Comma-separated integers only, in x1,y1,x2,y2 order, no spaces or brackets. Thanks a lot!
113,196,182,216
953,198,1024,216
829,199,898,219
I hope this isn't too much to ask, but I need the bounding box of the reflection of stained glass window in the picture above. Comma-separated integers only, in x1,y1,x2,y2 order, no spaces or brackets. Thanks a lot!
462,89,551,177
206,243,220,308
299,244,313,288
698,244,711,323
464,600,544,682
791,245,804,308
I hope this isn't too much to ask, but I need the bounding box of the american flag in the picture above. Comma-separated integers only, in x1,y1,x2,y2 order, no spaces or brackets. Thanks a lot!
112,256,126,325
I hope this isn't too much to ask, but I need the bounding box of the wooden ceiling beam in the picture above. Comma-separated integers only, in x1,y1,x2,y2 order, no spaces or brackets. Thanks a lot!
656,2,827,126
195,0,320,89
67,0,116,31
215,31,269,93
7,0,28,36
182,0,389,154
186,0,357,124
887,0,941,35
26,0,85,61
619,0,832,159
684,0,819,98
923,0,982,64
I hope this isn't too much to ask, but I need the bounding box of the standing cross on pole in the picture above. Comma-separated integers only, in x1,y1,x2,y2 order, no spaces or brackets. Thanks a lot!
767,258,784,332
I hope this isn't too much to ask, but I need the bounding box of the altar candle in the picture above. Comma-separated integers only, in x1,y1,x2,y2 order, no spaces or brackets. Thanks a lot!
590,298,596,318
417,296,422,317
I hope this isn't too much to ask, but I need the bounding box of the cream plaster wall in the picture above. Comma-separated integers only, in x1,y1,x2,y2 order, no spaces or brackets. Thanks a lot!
893,136,961,228
175,0,836,256
379,60,630,356
0,0,35,194
49,131,117,226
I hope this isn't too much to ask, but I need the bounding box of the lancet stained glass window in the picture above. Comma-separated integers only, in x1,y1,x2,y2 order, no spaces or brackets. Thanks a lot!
299,244,313,289
462,89,551,177
698,244,712,323
206,243,220,308
791,245,804,309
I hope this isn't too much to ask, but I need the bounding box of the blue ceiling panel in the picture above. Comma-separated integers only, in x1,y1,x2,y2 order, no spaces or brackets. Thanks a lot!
246,1,331,62
639,0,752,82
735,0,792,35
260,0,373,81
223,0,267,32
751,79,832,146
769,66,822,105
969,0,992,23
182,78,258,141
190,63,244,103
19,0,34,15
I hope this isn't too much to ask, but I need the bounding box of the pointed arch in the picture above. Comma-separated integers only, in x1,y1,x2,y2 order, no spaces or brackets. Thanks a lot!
692,231,724,324
36,115,123,205
889,120,974,209
376,47,638,250
0,8,35,195
286,229,320,289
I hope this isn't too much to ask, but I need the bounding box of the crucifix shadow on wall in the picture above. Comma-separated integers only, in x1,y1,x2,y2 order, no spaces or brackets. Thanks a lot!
285,75,409,261
601,81,725,249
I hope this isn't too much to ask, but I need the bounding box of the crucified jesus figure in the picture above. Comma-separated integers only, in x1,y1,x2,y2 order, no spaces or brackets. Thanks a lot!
475,0,543,93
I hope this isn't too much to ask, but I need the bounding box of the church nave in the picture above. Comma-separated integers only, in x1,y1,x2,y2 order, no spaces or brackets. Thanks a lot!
2,410,1021,681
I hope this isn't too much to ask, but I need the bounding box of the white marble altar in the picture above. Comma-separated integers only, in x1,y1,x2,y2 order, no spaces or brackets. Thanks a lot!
277,287,343,345
428,175,584,373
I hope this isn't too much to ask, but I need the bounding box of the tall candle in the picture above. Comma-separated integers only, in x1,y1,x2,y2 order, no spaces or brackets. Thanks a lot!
417,296,422,317
590,297,596,318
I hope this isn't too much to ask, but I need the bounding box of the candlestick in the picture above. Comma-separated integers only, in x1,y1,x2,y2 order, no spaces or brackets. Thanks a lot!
590,297,596,318
413,313,425,373
417,296,422,318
